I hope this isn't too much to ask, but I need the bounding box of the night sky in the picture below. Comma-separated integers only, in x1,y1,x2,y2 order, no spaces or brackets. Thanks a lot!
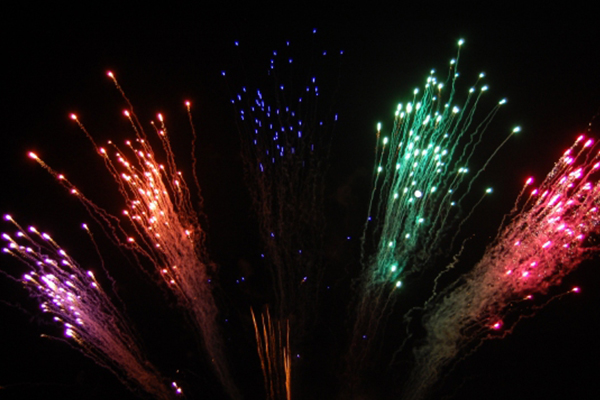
2,5,600,400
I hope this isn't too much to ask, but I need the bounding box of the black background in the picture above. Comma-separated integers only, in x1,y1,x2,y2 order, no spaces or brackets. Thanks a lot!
1,4,599,400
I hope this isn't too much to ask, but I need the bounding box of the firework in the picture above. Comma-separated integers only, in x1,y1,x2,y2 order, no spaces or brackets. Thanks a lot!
230,32,341,322
346,39,518,389
1,215,177,399
3,28,596,400
227,31,343,392
24,73,239,399
251,307,291,400
404,134,600,399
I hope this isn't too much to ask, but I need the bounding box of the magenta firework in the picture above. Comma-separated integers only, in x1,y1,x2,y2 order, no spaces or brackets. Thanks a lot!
404,134,600,399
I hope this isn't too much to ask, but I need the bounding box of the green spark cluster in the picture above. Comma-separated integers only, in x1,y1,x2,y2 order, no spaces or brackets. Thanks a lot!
364,40,506,288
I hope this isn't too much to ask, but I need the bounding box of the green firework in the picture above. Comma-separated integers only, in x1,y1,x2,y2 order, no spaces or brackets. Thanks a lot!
363,39,516,289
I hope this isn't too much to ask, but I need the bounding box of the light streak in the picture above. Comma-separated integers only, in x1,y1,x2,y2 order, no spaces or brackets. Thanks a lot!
228,33,342,367
225,33,346,399
364,39,514,286
20,72,239,399
348,39,516,385
2,35,596,400
1,216,176,399
251,307,291,400
405,134,600,400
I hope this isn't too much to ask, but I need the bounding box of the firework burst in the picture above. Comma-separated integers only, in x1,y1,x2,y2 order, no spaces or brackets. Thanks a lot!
346,40,518,391
1,215,178,399
404,134,600,399
19,72,239,399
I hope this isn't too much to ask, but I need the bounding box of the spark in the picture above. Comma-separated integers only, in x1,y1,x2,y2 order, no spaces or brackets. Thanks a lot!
349,40,515,380
251,308,292,400
229,33,341,358
18,72,240,399
407,134,600,400
1,217,174,399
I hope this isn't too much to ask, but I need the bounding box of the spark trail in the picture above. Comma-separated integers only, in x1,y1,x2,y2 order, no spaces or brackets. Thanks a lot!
1,216,177,399
405,134,600,400
26,73,239,399
251,307,291,400
228,31,342,367
348,39,518,389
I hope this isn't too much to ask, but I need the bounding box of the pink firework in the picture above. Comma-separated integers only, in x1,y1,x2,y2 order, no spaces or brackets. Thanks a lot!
405,134,600,400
